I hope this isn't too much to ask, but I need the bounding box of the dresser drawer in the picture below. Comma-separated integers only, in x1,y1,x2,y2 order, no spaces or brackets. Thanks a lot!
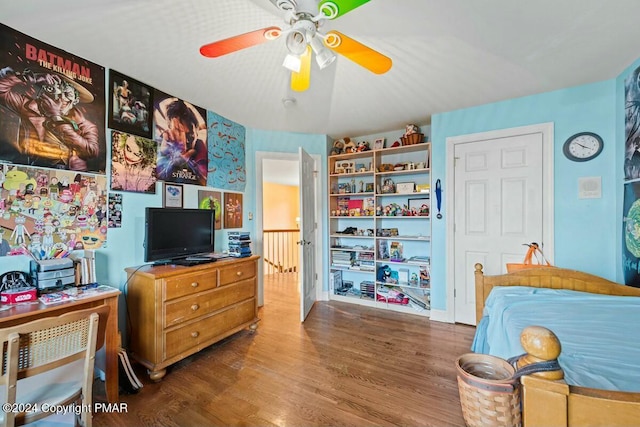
164,298,256,360
219,261,255,286
164,279,256,328
164,270,217,301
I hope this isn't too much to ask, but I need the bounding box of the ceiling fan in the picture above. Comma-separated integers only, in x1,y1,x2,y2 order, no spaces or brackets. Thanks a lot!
199,0,392,92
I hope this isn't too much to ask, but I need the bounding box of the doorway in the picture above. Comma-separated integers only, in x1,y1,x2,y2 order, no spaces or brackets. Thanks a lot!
262,157,301,310
445,123,554,325
255,151,323,317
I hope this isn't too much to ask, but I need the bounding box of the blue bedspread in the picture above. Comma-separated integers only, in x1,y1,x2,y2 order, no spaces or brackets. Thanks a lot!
471,286,640,392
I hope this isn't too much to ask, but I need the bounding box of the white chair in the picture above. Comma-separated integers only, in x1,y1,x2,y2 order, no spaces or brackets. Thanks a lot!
0,305,110,427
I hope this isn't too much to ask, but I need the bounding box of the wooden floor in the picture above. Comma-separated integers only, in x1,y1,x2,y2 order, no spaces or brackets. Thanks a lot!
94,273,476,426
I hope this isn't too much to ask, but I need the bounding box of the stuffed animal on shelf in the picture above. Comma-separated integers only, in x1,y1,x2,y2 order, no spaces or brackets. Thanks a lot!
357,141,370,152
331,139,345,155
377,264,392,282
404,124,420,136
343,138,357,153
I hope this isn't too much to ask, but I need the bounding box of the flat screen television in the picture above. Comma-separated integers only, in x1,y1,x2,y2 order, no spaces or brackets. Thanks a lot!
144,208,215,264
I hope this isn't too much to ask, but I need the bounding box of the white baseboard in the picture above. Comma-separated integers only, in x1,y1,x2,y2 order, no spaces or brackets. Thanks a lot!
429,308,454,323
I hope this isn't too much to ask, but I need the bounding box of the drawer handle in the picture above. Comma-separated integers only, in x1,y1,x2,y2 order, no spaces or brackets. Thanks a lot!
191,282,199,288
236,271,243,277
191,331,199,338
191,304,199,311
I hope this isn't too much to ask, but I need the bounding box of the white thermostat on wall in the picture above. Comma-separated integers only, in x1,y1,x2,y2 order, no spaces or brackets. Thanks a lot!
578,176,602,199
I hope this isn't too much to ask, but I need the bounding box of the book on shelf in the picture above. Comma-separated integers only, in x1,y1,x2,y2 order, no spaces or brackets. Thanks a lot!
407,255,431,265
377,240,389,259
389,241,404,262
329,270,343,292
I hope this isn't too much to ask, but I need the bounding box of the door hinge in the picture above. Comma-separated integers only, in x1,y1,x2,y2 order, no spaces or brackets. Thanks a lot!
454,288,456,298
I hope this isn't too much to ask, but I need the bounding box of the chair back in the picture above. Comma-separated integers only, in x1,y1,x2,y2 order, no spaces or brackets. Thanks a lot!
0,305,110,427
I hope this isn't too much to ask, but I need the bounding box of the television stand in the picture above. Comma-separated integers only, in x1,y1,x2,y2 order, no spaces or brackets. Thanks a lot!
125,255,259,381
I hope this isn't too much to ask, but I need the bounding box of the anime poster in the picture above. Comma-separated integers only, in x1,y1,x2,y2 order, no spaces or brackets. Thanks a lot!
625,65,640,180
0,23,107,173
224,192,242,229
0,163,108,257
207,111,246,191
108,193,123,228
153,90,207,186
198,189,222,230
623,182,640,287
108,70,153,138
110,131,157,194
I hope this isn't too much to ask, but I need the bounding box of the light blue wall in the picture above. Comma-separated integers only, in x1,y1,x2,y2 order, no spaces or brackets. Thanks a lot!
430,80,617,311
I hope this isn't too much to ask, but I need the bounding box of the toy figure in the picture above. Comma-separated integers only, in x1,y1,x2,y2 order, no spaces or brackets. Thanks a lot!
10,215,31,245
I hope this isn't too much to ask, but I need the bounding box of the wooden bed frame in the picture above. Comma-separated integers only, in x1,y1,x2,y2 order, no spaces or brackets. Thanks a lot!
474,263,640,427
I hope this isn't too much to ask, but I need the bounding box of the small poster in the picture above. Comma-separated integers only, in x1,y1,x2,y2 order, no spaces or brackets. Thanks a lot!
110,131,157,194
108,193,123,228
198,189,222,230
224,192,242,229
108,69,153,138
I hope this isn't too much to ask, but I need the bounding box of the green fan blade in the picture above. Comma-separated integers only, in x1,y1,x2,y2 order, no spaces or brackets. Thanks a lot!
319,0,370,19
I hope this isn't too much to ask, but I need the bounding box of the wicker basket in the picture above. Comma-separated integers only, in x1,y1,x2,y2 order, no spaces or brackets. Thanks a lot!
456,353,521,427
401,133,423,145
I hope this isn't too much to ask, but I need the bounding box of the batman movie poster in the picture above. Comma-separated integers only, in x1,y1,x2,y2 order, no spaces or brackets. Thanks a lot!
153,90,208,186
623,182,640,287
0,23,106,173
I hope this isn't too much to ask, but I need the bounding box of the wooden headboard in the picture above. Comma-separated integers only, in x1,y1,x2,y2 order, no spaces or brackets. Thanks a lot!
474,263,640,323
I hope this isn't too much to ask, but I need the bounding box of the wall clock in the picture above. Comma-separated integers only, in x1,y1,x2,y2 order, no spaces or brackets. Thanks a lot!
563,132,603,162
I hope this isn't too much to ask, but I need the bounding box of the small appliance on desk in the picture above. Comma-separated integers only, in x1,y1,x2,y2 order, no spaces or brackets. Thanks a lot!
30,259,75,292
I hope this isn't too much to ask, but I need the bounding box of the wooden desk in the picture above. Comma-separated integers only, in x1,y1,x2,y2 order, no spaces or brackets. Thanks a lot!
0,289,121,402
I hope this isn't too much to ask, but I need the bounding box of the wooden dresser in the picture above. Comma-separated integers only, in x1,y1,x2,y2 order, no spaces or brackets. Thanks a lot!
125,255,259,381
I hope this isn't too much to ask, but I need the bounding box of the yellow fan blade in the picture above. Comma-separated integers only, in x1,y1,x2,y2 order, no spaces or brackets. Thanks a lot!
325,31,392,74
291,46,312,92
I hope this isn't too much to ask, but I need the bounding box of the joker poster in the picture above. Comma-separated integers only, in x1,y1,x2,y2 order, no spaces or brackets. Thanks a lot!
0,23,106,173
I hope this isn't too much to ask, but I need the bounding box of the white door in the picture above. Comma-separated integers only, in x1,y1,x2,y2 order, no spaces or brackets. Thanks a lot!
450,124,553,325
298,147,317,321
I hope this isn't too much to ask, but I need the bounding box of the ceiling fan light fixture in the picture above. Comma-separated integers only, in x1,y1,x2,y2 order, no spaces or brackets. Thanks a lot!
282,53,302,73
309,35,336,69
315,48,336,69
285,30,307,55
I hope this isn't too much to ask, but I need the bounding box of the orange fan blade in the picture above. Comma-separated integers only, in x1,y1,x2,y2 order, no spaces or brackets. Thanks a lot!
324,31,392,74
200,27,281,58
291,46,312,92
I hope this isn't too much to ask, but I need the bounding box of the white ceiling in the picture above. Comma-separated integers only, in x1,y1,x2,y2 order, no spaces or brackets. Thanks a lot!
1,1,640,139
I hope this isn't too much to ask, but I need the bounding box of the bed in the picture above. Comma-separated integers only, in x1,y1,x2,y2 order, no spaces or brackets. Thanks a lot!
473,263,640,427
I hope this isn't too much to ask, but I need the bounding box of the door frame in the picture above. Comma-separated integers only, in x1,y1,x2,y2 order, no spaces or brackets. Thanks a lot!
442,122,555,323
255,151,324,307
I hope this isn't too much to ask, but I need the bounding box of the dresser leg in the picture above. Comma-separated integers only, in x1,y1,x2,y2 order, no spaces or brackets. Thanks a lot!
149,368,167,382
249,322,258,334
